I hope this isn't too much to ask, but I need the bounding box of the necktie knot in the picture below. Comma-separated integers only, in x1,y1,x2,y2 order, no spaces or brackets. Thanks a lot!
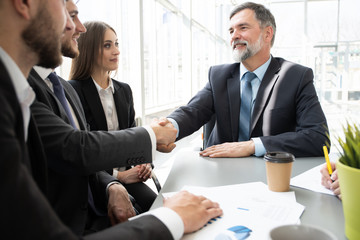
242,72,256,83
48,72,61,87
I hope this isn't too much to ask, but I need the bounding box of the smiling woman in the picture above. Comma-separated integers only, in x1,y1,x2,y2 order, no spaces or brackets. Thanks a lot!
69,21,157,215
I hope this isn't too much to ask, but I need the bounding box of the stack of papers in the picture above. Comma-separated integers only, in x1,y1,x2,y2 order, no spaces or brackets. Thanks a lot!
163,182,305,240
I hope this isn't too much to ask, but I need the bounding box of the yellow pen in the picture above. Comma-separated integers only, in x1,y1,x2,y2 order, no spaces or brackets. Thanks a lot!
323,145,333,175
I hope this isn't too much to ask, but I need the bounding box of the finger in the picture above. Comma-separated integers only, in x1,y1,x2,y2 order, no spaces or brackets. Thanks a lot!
207,150,228,158
332,170,338,180
333,187,341,196
159,117,169,123
201,199,220,209
196,195,207,202
320,166,328,175
330,180,340,190
138,165,146,176
206,207,223,220
143,171,152,180
141,168,151,180
108,210,116,226
157,143,176,153
141,170,151,179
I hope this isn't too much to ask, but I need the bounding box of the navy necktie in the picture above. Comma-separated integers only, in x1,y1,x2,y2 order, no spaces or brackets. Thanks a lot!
238,72,256,141
47,72,77,128
47,72,105,216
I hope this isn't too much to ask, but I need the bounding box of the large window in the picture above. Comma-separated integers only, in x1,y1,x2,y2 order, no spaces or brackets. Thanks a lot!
60,0,360,148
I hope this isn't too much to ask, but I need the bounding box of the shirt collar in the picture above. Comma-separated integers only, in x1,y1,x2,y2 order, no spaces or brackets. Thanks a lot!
0,47,34,104
240,55,272,81
33,65,53,81
92,77,115,94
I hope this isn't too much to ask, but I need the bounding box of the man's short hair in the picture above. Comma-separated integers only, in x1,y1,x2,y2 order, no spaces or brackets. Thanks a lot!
230,2,276,47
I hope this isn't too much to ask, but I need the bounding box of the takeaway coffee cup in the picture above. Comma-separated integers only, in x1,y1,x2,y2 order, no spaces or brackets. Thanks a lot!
269,224,337,240
264,152,294,192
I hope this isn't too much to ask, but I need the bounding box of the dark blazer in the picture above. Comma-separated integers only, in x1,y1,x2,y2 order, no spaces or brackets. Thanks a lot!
69,77,156,212
69,77,136,131
168,57,330,157
27,70,151,235
0,59,76,239
0,59,174,240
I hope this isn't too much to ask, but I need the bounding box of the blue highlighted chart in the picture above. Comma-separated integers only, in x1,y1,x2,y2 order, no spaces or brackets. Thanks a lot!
215,225,252,240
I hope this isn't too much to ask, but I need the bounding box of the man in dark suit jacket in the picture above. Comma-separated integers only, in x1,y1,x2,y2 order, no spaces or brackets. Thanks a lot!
165,2,329,158
0,0,222,239
26,0,170,235
28,68,132,234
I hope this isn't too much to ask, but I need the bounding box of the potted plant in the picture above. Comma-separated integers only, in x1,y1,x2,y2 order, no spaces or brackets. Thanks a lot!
336,122,360,240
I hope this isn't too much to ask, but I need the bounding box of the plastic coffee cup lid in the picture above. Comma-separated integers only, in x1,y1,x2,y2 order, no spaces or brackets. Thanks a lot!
264,152,295,163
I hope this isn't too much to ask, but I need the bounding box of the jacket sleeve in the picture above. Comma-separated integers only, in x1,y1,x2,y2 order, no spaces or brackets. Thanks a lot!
30,99,153,175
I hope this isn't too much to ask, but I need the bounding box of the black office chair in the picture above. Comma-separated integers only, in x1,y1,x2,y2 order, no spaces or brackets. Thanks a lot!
202,114,216,150
151,172,162,192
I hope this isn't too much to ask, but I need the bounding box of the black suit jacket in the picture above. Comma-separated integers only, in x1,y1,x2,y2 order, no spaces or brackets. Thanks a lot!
0,54,174,240
27,69,152,235
69,78,157,212
168,57,330,157
69,77,136,131
0,59,77,239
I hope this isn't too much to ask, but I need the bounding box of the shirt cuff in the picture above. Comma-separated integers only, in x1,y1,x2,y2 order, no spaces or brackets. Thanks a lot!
167,118,179,138
129,207,184,240
143,125,156,160
252,137,266,157
112,168,118,178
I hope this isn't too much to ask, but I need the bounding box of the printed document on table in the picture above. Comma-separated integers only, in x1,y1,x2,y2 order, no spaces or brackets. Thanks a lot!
163,182,305,240
290,164,334,195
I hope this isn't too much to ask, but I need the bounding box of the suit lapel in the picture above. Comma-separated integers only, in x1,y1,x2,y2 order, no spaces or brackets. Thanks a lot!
1,65,49,195
251,58,281,134
113,81,129,130
227,64,241,141
82,78,108,131
27,114,48,195
61,79,87,130
29,69,70,122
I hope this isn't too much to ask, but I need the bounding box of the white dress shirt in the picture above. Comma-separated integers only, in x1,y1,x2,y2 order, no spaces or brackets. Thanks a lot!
92,78,119,131
0,47,35,141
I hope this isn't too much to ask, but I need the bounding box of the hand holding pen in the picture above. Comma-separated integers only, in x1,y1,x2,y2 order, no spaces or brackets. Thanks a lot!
321,146,342,199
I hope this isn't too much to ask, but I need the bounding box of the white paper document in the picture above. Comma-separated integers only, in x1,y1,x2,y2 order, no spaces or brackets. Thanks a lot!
290,164,334,195
163,182,305,240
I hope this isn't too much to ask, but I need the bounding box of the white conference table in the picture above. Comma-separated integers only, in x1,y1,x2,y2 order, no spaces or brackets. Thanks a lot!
151,149,345,240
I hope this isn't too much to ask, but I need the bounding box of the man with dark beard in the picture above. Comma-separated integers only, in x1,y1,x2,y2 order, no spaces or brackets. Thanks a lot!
28,0,150,234
162,1,329,158
0,0,222,239
0,0,75,238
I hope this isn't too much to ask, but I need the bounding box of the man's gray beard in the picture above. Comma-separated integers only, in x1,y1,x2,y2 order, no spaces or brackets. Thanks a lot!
232,48,251,63
232,34,263,63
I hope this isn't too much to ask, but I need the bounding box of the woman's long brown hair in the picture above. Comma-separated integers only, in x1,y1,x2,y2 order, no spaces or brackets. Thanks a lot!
69,21,116,80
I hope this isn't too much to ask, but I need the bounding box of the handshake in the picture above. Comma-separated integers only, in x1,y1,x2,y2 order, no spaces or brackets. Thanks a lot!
151,117,177,153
